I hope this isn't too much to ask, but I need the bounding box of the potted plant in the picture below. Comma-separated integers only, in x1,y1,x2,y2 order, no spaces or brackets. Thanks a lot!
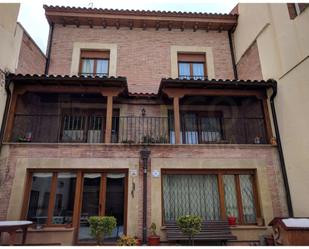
88,216,117,245
134,236,142,246
117,235,137,246
227,212,237,226
176,215,202,246
147,222,160,246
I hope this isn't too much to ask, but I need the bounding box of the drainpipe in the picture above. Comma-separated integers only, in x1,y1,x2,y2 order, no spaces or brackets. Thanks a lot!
269,80,294,217
140,147,151,245
0,74,12,152
45,22,54,74
228,30,238,80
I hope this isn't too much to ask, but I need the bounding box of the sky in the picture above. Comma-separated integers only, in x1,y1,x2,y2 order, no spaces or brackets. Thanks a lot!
15,0,239,54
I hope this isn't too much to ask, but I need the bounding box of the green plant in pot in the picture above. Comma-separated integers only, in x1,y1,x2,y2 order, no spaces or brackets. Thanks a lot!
88,216,117,245
117,235,137,246
176,215,202,246
147,222,160,246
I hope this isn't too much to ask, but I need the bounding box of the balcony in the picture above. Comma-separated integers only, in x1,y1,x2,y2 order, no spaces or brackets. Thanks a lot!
11,114,267,145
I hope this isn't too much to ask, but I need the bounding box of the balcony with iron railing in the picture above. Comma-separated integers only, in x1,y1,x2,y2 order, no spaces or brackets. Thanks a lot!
11,114,268,145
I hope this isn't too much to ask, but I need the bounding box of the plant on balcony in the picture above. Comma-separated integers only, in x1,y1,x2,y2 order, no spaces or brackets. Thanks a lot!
142,135,156,144
88,216,117,245
147,222,160,246
117,235,137,246
154,136,168,144
121,139,135,144
176,215,202,245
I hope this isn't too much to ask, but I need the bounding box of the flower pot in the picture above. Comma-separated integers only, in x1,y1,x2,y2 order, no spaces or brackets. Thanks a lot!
148,236,160,246
228,216,237,226
135,238,142,246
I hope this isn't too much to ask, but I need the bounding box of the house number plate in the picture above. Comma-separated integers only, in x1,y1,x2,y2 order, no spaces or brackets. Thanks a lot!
152,170,160,177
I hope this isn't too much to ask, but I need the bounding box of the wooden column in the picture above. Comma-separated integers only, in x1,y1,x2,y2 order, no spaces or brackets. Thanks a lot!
4,92,18,142
105,95,113,143
262,98,273,143
173,96,181,144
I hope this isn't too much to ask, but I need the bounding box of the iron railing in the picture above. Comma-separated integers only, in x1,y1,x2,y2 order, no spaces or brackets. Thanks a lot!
11,114,267,144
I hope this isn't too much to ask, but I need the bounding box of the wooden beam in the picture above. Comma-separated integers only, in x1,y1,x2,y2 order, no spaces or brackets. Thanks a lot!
155,21,160,30
115,20,120,29
162,88,265,99
104,95,114,143
168,23,172,31
218,174,227,220
74,19,80,27
102,19,107,28
87,19,93,28
128,21,133,30
4,92,18,142
173,96,181,144
262,98,273,143
193,22,198,32
180,22,185,31
72,172,83,228
142,22,147,30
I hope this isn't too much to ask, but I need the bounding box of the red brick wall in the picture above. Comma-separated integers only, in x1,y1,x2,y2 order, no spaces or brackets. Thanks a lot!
48,25,235,93
236,41,263,80
0,143,288,224
16,31,46,75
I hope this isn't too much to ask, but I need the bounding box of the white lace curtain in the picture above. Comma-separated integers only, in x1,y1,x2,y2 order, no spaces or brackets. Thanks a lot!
163,174,220,221
82,59,94,75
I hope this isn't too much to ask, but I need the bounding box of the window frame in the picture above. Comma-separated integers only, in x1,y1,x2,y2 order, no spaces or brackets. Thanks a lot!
161,169,261,226
21,169,128,231
177,53,207,79
79,50,110,76
21,171,77,228
180,111,224,144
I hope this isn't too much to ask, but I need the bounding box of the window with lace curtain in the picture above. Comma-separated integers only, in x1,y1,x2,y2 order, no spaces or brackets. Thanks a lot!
79,50,110,76
178,53,207,80
162,170,260,225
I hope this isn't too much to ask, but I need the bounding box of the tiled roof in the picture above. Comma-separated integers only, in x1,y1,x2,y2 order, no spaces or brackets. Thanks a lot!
8,73,126,80
7,74,128,94
159,77,277,94
43,5,237,18
43,5,238,31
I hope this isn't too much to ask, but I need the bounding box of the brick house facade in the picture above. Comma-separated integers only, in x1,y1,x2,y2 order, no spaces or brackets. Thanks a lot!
0,5,289,245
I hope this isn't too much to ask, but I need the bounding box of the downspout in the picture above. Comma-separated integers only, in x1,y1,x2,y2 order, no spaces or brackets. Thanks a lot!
228,30,238,80
269,80,294,217
140,147,151,245
0,74,12,152
44,22,54,74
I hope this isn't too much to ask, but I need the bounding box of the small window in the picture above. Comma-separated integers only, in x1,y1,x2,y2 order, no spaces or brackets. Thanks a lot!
287,3,308,19
79,50,110,76
178,53,206,80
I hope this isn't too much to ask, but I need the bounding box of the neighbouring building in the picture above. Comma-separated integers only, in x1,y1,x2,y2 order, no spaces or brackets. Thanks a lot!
0,4,292,245
232,3,309,217
0,3,46,136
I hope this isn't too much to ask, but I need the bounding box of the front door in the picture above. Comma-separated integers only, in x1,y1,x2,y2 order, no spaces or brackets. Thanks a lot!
77,172,126,243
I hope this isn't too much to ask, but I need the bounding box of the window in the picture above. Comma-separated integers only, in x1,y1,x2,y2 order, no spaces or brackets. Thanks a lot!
60,109,119,143
26,172,77,226
168,111,223,144
162,170,260,225
287,3,308,19
178,53,206,80
79,50,110,76
23,170,128,242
